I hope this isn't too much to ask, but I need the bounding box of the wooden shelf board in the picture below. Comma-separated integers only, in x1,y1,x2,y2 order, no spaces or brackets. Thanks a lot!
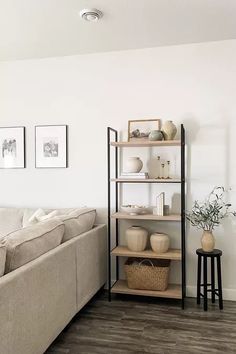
111,178,181,183
110,140,181,147
111,212,181,221
111,246,181,260
111,280,181,299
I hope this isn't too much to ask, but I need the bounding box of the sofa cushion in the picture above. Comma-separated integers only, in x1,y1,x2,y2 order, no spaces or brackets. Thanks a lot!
0,244,6,276
2,219,65,273
58,208,96,243
0,208,23,239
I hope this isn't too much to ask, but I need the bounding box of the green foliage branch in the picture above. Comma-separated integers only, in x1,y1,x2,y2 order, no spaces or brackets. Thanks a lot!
186,187,236,232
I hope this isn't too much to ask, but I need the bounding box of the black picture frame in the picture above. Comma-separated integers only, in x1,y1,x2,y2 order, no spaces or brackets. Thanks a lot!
35,125,68,169
0,126,26,169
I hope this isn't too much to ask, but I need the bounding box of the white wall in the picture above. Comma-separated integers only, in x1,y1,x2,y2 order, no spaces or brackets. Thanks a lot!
0,39,236,299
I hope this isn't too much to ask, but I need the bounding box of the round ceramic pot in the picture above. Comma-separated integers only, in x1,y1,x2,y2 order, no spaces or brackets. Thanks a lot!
125,157,143,173
149,130,164,141
126,226,148,252
201,231,215,252
150,233,170,253
162,120,177,140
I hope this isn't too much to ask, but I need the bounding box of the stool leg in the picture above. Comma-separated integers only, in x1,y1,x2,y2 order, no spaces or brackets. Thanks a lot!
217,256,223,310
197,255,201,304
211,257,215,303
203,257,208,311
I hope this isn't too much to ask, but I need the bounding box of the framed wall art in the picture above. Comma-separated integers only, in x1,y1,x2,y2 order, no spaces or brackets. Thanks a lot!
0,126,25,169
35,125,68,168
128,119,161,142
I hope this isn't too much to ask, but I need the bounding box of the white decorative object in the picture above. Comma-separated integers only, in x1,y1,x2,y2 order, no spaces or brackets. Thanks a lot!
162,120,177,140
153,192,165,216
121,205,147,215
124,157,143,173
150,233,170,253
126,226,148,252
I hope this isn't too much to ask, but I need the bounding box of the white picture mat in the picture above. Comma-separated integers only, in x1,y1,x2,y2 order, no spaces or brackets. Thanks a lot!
0,127,25,168
35,125,67,168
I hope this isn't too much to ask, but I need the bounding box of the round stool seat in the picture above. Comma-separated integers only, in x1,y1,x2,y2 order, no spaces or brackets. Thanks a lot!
196,248,222,257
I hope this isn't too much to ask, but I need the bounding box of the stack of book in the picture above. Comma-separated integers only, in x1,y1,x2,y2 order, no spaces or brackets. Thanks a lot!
120,172,149,179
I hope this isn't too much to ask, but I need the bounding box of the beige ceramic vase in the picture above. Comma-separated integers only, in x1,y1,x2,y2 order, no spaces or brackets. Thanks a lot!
162,120,177,140
150,233,170,253
201,231,215,252
126,226,148,252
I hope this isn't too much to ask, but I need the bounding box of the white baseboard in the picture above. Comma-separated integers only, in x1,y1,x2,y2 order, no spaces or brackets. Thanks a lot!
187,285,236,301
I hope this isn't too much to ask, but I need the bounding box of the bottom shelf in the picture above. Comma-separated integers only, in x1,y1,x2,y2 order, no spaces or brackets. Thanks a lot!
111,280,182,299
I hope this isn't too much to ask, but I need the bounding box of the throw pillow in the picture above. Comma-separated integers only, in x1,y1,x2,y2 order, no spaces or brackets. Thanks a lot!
58,208,96,243
27,208,46,226
37,210,60,222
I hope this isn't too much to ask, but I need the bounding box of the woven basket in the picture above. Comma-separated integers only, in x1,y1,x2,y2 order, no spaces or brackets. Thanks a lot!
125,258,170,291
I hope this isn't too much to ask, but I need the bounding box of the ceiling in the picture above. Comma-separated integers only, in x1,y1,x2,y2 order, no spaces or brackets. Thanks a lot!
0,0,236,61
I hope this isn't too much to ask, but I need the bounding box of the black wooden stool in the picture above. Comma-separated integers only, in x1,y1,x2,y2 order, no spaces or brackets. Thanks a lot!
196,248,223,311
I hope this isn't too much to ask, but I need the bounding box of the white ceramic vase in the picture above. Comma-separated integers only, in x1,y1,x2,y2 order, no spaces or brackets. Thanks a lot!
201,231,215,252
125,157,143,173
150,233,170,253
126,226,148,252
162,120,177,140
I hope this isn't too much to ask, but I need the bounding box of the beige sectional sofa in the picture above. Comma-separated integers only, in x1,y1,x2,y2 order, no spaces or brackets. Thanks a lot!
0,207,107,354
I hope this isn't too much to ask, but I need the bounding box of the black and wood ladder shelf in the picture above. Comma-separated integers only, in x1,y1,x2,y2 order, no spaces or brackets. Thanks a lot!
107,125,186,308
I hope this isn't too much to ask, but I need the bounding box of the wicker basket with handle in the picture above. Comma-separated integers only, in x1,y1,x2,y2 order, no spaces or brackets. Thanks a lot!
125,258,170,291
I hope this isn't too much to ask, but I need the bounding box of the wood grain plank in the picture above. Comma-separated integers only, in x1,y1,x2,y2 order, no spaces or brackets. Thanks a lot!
111,280,182,299
111,212,181,221
111,178,181,183
110,140,181,147
111,246,181,260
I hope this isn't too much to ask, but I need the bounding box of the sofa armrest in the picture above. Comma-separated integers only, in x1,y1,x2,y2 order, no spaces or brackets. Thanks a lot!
0,237,77,354
75,224,107,310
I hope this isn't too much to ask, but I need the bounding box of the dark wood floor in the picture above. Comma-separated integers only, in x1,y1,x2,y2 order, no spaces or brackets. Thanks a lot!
45,291,236,354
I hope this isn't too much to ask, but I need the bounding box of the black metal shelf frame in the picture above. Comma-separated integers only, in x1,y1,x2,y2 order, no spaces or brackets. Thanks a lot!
107,125,186,308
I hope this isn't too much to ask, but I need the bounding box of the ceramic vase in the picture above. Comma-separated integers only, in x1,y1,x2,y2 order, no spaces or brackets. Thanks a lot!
149,130,164,141
126,226,148,252
162,120,177,140
201,231,215,252
150,233,170,253
125,157,143,173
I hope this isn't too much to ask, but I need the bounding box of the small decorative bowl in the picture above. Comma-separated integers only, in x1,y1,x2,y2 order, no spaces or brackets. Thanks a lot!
149,130,164,141
121,205,147,215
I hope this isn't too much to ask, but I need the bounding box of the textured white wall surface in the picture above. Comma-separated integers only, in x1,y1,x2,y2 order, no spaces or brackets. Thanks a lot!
0,39,236,299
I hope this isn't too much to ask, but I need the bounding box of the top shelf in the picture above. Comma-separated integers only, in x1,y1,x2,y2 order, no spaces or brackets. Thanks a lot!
110,140,181,147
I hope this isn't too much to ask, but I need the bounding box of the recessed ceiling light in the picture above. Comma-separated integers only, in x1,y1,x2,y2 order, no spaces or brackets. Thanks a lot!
79,8,103,22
